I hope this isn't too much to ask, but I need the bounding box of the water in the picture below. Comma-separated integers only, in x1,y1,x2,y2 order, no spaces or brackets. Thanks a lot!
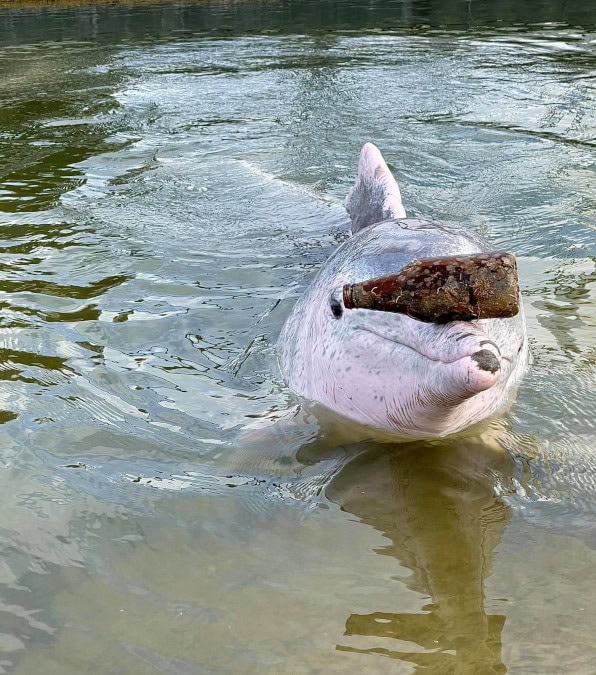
0,1,594,672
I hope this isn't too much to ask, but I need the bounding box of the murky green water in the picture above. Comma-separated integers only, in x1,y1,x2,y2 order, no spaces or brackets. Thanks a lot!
0,1,595,672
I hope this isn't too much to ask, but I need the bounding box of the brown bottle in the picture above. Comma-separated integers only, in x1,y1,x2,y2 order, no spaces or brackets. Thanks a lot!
343,251,520,323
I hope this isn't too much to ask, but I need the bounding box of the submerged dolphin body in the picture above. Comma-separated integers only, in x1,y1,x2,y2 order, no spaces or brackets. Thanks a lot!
278,143,528,438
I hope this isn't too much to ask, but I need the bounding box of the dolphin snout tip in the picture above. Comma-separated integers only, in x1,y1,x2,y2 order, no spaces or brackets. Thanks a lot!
455,349,501,395
471,349,500,374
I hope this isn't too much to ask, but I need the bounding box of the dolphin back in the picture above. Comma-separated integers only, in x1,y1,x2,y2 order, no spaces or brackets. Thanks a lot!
343,143,406,234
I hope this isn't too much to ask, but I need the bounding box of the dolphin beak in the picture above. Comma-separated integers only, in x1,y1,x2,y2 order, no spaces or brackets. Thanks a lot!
468,348,502,391
445,348,503,399
343,251,520,323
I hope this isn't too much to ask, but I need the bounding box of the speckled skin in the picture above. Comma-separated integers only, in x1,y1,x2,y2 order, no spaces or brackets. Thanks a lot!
278,144,528,438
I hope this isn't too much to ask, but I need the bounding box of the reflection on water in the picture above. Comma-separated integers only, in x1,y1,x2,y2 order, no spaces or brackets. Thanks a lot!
2,0,595,44
0,0,595,672
328,438,512,672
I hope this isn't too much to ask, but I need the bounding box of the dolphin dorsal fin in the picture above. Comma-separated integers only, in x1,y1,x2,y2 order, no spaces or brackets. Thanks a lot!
343,143,406,235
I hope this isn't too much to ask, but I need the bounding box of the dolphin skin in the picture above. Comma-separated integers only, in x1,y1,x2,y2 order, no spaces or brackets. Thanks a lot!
278,143,529,438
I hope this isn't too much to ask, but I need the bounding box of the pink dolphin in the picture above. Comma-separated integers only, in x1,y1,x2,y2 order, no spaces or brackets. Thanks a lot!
278,143,528,438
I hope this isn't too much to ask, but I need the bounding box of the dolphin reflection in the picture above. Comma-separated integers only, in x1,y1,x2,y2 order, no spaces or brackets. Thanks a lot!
324,438,513,673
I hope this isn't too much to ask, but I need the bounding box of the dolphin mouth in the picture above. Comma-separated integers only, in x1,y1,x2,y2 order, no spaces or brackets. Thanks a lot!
357,325,518,399
359,326,512,401
357,325,509,367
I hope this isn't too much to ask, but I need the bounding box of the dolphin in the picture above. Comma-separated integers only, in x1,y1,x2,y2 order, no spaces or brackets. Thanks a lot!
278,143,529,439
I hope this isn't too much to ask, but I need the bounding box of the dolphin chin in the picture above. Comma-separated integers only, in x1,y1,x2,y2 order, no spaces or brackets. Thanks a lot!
278,143,529,438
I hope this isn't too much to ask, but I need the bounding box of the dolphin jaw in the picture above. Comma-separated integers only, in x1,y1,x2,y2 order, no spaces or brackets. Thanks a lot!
353,322,504,369
321,320,515,437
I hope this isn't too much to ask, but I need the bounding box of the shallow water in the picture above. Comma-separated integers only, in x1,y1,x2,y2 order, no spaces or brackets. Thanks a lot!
0,1,595,672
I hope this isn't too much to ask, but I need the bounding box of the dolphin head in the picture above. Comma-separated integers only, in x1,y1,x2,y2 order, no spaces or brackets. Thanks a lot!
278,144,528,438
280,242,527,437
315,288,526,436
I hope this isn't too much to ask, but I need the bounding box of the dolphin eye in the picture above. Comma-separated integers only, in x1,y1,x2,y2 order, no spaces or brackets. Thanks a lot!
330,297,343,319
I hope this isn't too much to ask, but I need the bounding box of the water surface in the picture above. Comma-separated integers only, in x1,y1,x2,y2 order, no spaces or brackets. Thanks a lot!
0,1,595,672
